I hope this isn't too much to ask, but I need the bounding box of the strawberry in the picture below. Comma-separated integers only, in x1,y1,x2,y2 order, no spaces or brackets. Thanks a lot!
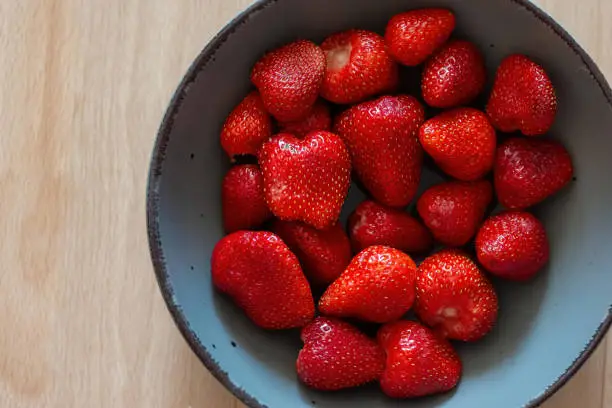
415,249,498,342
422,40,487,108
277,100,331,138
378,320,461,398
319,246,417,323
251,40,326,122
417,180,493,247
494,137,573,209
486,54,557,136
220,91,272,158
221,164,272,233
419,108,496,181
320,30,398,104
348,200,433,254
385,8,456,66
297,317,385,391
258,131,351,230
211,231,314,329
334,95,425,207
271,220,352,286
476,211,549,281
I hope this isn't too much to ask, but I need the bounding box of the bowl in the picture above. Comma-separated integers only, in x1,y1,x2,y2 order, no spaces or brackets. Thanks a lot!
146,0,612,407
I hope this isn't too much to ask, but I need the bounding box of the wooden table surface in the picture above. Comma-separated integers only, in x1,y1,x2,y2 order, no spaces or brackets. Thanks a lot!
1,0,611,407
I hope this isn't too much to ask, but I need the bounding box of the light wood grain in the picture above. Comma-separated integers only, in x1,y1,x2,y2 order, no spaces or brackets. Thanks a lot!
0,0,609,407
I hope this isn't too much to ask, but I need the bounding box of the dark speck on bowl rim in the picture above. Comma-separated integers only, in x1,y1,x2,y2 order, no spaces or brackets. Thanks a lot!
146,1,612,407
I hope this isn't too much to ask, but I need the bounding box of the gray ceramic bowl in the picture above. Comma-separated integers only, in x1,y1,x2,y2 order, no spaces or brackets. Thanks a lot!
147,1,612,407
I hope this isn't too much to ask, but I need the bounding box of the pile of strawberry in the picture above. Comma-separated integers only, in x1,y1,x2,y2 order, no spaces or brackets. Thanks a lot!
212,8,573,399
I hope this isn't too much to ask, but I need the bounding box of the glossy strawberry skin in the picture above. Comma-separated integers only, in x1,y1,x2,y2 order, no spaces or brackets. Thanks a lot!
378,320,461,398
476,211,550,281
258,131,351,230
272,220,352,286
419,108,496,181
385,8,456,66
277,100,331,138
422,40,486,108
297,317,385,391
415,249,499,342
334,95,425,207
319,246,417,324
348,200,433,254
221,165,272,233
486,54,557,136
494,137,573,209
220,91,272,158
320,30,398,105
211,231,314,330
251,40,326,122
417,180,493,247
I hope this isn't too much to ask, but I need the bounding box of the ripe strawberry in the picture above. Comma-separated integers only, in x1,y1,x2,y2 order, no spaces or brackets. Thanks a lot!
221,164,272,233
211,231,314,329
319,246,417,323
422,40,486,108
486,54,557,136
297,317,385,391
417,180,493,247
251,40,325,122
220,91,272,158
415,249,498,342
476,211,549,281
335,95,425,207
258,131,351,230
277,100,331,138
494,137,573,209
419,108,496,181
320,30,398,104
348,200,433,254
385,8,455,66
378,320,461,398
272,220,352,286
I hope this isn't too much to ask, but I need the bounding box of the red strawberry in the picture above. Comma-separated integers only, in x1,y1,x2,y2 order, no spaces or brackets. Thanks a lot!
476,211,549,281
335,95,425,207
417,180,493,247
258,131,351,229
272,220,352,286
486,54,557,136
348,200,433,254
419,108,496,181
297,317,385,391
385,9,456,66
251,40,326,122
378,320,461,398
320,30,398,104
422,40,486,108
319,246,417,323
211,231,314,329
277,100,331,138
494,137,573,209
221,164,272,233
220,91,272,158
415,249,498,342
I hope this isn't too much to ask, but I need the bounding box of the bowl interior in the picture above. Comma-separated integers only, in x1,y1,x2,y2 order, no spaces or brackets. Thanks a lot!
148,0,612,407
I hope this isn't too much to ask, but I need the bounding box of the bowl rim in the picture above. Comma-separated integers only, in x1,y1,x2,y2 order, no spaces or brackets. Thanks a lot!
146,1,612,407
